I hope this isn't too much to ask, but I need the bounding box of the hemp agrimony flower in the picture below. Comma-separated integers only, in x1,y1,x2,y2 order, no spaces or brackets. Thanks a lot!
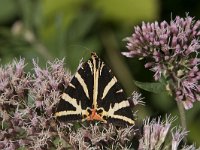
0,58,30,104
122,15,200,109
138,116,196,150
0,58,199,149
0,58,71,149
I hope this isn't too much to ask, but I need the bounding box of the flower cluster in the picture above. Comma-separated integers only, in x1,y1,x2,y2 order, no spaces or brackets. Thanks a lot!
31,59,71,115
0,58,30,105
138,116,196,150
0,58,199,149
122,15,200,109
0,58,71,149
69,124,135,149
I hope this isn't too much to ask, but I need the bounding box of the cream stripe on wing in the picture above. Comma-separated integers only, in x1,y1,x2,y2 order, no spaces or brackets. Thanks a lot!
108,114,134,125
102,100,134,124
99,63,104,76
116,89,123,93
55,93,82,116
101,77,117,99
75,73,90,99
62,93,82,110
92,56,99,109
108,100,130,114
55,110,80,116
101,101,130,118
88,60,93,74
68,83,75,88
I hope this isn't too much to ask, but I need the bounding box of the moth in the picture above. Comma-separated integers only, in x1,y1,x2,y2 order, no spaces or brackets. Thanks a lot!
55,52,134,126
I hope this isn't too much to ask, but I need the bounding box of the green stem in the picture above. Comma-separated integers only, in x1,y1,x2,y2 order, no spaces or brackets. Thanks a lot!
167,72,187,131
176,100,187,141
165,69,187,141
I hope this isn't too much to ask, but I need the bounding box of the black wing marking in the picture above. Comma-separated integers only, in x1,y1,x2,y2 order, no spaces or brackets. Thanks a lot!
56,52,134,126
55,59,94,122
91,53,134,125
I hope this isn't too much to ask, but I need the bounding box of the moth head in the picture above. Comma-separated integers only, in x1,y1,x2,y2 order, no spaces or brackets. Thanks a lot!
84,107,106,122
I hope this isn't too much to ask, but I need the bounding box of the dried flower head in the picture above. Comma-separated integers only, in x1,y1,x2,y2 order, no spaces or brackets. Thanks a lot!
138,116,174,149
122,15,200,109
0,58,30,105
128,91,145,106
171,126,188,150
31,58,71,114
138,116,197,150
69,124,135,149
0,58,72,149
1,57,199,149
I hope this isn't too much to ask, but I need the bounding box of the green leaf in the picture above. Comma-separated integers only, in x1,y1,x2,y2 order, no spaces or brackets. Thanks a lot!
134,80,166,94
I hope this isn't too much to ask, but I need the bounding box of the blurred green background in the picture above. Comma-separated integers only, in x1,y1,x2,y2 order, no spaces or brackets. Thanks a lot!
0,0,200,146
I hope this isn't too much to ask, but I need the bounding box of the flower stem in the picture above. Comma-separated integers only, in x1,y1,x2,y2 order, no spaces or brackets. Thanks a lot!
176,100,187,141
167,73,187,136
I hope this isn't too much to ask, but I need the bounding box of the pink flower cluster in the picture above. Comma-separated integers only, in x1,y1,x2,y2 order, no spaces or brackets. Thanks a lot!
123,15,200,109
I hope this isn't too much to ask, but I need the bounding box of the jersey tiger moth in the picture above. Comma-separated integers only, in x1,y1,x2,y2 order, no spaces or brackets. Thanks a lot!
55,52,134,126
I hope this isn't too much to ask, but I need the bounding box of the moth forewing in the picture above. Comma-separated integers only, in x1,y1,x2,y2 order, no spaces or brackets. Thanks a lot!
55,52,135,126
